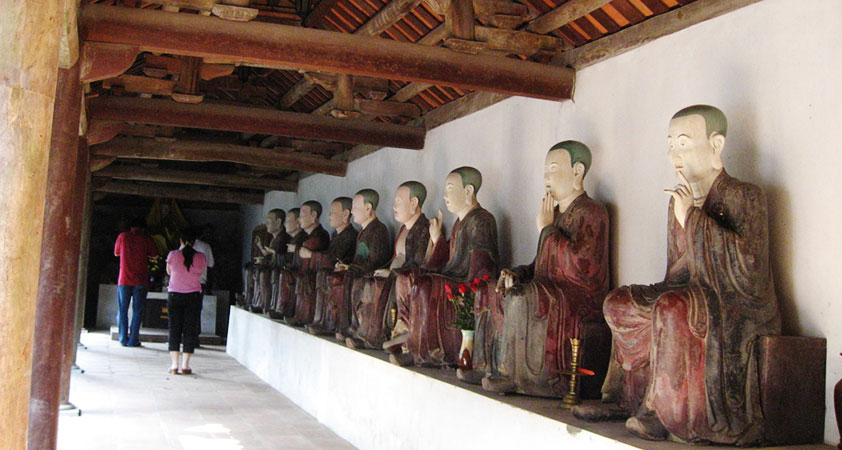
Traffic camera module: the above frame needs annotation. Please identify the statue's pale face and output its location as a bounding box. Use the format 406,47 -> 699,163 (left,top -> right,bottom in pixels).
668,114 -> 716,183
544,149 -> 577,203
298,205 -> 317,229
351,195 -> 369,225
328,201 -> 348,229
265,212 -> 282,234
443,173 -> 469,214
393,186 -> 415,224
284,211 -> 300,233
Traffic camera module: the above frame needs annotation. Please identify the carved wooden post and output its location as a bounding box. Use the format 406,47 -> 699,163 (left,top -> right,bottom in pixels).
447,0 -> 475,40
59,139 -> 90,409
0,2 -> 62,449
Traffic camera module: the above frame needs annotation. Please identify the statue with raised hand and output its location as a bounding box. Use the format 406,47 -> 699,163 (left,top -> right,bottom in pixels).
575,105 -> 779,446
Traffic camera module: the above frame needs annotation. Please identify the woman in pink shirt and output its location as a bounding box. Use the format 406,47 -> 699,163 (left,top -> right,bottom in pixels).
166,230 -> 207,374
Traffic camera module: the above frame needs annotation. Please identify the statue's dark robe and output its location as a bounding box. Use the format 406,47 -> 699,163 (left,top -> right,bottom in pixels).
479,194 -> 609,397
350,214 -> 430,348
312,218 -> 391,334
603,171 -> 779,444
406,206 -> 498,366
269,230 -> 307,316
243,225 -> 271,306
292,224 -> 357,325
254,230 -> 289,310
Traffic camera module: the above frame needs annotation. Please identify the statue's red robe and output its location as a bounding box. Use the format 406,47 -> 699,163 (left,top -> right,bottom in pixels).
603,171 -> 779,444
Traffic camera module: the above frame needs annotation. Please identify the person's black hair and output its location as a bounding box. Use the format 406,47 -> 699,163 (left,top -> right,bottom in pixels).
180,229 -> 198,271
129,217 -> 146,229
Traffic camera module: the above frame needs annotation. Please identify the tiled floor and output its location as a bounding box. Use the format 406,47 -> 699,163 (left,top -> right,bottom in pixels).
58,331 -> 356,450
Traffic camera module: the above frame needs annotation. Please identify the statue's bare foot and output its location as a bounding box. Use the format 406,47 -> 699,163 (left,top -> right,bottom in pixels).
389,352 -> 414,367
625,412 -> 668,441
335,332 -> 346,342
456,369 -> 484,385
307,324 -> 328,336
382,334 -> 408,353
571,404 -> 630,422
481,376 -> 516,395
345,337 -> 364,349
284,316 -> 299,326
267,310 -> 284,320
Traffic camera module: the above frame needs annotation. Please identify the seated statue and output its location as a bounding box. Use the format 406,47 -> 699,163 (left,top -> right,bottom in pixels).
576,105 -> 779,445
266,208 -> 306,318
242,223 -> 270,307
286,197 -> 357,326
250,209 -> 289,313
345,181 -> 430,350
390,167 -> 498,367
475,141 -> 610,397
306,189 -> 392,338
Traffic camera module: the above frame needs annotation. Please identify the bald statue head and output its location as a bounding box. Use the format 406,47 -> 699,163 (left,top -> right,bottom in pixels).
285,207 -> 302,235
668,105 -> 726,185
265,208 -> 285,235
545,141 -> 590,204
328,197 -> 352,230
444,166 -> 481,215
352,189 -> 379,226
299,201 -> 322,231
394,181 -> 426,224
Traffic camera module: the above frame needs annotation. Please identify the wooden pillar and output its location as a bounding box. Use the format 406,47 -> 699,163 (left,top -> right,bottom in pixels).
27,63 -> 83,450
59,139 -> 90,407
0,2 -> 63,449
69,168 -> 93,377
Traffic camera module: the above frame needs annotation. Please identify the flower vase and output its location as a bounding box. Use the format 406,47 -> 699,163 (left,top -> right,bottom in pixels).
835,352 -> 842,449
459,329 -> 474,371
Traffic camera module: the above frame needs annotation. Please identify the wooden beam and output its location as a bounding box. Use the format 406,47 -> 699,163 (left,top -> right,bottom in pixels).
447,0 -> 475,40
89,156 -> 117,172
354,99 -> 421,118
97,164 -> 298,191
354,0 -> 424,37
557,0 -> 763,69
79,42 -> 139,82
303,0 -> 342,27
80,4 -> 575,101
526,0 -> 611,35
88,96 -> 426,149
85,119 -> 125,146
95,179 -> 266,204
278,78 -> 314,109
474,26 -> 569,55
199,63 -> 235,80
304,72 -> 389,96
92,136 -> 350,176
102,75 -> 176,95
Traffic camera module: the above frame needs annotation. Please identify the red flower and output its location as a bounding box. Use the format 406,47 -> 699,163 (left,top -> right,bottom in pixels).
482,274 -> 491,281
473,278 -> 481,284
470,284 -> 478,292
457,284 -> 468,294
446,292 -> 455,301
445,284 -> 452,293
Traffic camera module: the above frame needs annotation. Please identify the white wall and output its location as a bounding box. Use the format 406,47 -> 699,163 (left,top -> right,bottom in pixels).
250,0 -> 842,442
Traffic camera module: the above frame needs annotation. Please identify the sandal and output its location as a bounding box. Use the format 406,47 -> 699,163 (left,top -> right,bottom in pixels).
168,368 -> 179,375
180,368 -> 192,375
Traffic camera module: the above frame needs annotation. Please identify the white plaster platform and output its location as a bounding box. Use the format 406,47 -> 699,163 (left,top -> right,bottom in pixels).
227,306 -> 834,450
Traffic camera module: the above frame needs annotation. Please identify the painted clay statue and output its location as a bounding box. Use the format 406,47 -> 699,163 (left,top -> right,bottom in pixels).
251,209 -> 289,313
475,141 -> 610,398
389,167 -> 498,367
306,189 -> 392,338
266,208 -> 306,318
242,223 -> 271,307
577,105 -> 779,446
286,197 -> 357,326
345,181 -> 430,349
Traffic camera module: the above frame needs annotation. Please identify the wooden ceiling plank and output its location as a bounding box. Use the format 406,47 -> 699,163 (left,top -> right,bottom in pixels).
97,164 -> 298,191
92,136 -> 351,176
89,96 -> 426,149
526,0 -> 613,34
95,179 -> 267,204
558,0 -> 763,69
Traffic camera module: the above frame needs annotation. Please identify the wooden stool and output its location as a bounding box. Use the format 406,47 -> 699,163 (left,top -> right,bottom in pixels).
758,335 -> 826,445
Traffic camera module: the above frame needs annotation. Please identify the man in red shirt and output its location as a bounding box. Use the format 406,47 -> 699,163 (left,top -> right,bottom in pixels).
114,217 -> 159,347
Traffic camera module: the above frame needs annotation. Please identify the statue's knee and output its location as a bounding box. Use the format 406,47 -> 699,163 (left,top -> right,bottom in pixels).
603,287 -> 632,319
653,292 -> 686,322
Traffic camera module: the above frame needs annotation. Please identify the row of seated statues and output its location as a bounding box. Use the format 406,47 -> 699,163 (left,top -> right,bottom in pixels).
240,105 -> 782,446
